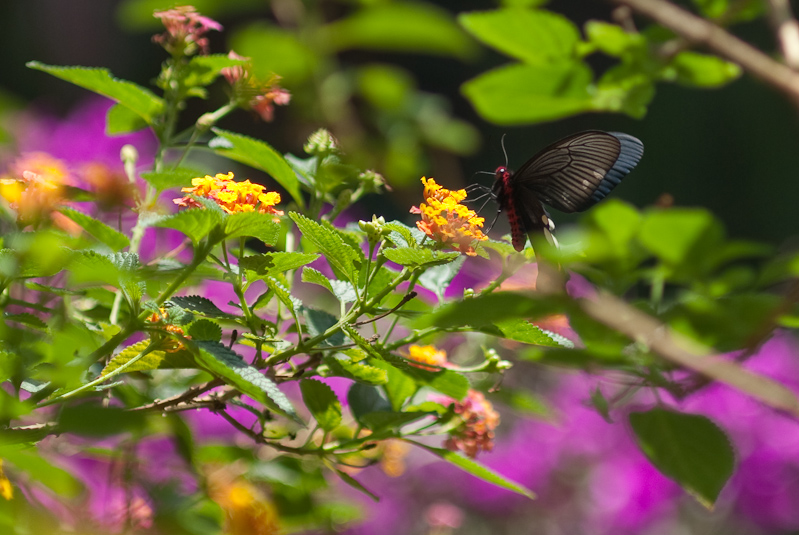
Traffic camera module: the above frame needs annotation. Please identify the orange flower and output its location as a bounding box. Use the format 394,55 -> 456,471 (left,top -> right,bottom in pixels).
443,390 -> 500,458
173,172 -> 284,216
208,468 -> 280,535
410,177 -> 487,256
407,344 -> 448,371
380,439 -> 411,478
0,152 -> 80,232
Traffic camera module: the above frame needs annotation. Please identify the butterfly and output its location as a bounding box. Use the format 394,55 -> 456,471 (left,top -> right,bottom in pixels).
479,131 -> 644,251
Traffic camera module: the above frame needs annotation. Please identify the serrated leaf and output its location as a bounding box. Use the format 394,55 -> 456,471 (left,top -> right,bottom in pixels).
3,312 -> 48,330
290,212 -> 360,284
59,207 -> 130,251
242,252 -> 319,281
324,354 -> 388,385
416,291 -> 563,329
303,307 -> 345,347
194,340 -> 301,424
494,318 -> 566,346
187,319 -> 223,342
170,296 -> 229,318
141,168 -> 203,192
302,267 -> 337,294
68,250 -> 122,287
150,207 -> 225,243
630,409 -> 735,508
382,247 -> 460,268
101,340 -> 194,374
267,276 -> 302,314
225,212 -> 282,244
300,379 -> 342,431
210,128 -> 304,208
412,442 -> 536,499
27,62 -> 164,124
384,221 -> 418,248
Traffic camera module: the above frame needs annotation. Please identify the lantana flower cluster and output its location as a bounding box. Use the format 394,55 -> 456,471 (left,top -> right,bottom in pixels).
444,390 -> 500,458
152,5 -> 222,56
410,177 -> 487,256
173,172 -> 284,215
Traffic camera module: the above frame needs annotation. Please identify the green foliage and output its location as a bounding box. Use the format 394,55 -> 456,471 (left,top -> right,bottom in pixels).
6,3 -> 799,532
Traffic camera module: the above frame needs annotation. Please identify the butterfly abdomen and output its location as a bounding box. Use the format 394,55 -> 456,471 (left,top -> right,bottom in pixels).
493,166 -> 527,251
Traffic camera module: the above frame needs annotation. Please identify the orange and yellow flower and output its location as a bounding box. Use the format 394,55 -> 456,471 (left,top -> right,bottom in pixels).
208,468 -> 280,535
410,177 -> 487,256
407,344 -> 448,371
0,152 -> 80,232
443,389 -> 500,458
173,172 -> 284,216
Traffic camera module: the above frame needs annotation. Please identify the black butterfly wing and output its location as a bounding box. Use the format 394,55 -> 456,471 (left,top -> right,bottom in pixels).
512,131 -> 644,213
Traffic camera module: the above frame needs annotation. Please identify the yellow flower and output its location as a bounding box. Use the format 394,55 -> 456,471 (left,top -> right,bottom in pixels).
410,177 -> 487,256
407,344 -> 448,371
0,460 -> 12,500
174,172 -> 284,216
208,468 -> 280,535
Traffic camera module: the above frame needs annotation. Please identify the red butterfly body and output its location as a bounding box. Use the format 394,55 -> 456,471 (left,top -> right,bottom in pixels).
490,131 -> 644,251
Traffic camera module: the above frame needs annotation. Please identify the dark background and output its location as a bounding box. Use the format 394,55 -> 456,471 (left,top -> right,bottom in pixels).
2,0 -> 798,246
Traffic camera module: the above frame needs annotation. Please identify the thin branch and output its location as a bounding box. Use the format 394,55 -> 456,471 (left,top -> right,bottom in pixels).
768,0 -> 799,70
578,290 -> 799,419
131,378 -> 223,412
610,0 -> 799,105
352,291 -> 418,326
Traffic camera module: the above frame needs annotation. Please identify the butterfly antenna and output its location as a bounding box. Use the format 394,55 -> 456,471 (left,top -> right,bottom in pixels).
500,133 -> 509,168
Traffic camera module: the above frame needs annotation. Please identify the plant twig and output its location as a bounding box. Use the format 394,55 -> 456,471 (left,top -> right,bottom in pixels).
610,0 -> 799,105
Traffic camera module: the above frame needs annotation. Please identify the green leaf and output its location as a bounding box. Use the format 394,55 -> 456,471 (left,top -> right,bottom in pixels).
290,213 -> 361,285
188,319 -> 223,342
638,209 -> 724,272
303,307 -> 345,346
372,360 -> 416,411
141,168 -> 203,193
459,9 -> 580,64
4,313 -> 47,331
333,469 -> 379,502
494,318 -> 568,346
324,353 -> 388,385
629,409 -> 735,508
27,62 -> 164,124
382,247 -> 460,268
347,383 -> 391,423
224,212 -> 282,244
418,256 -> 465,302
194,340 -> 301,424
359,411 -> 432,431
322,3 -> 476,60
106,103 -> 148,134
0,446 -> 82,497
412,442 -> 536,499
149,206 -> 225,244
416,291 -> 563,329
668,51 -> 742,88
68,250 -> 123,287
210,129 -> 304,208
267,276 -> 302,315
462,62 -> 594,125
170,296 -> 229,318
242,252 -> 319,280
58,404 -> 147,436
299,379 -> 342,432
584,20 -> 643,56
185,54 -> 247,87
301,267 -> 356,303
102,340 -> 194,374
59,208 -> 130,251
384,221 -> 418,248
